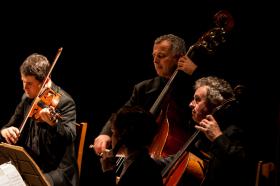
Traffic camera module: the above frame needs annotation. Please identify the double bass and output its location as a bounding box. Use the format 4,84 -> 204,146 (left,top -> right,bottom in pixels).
149,10 -> 235,160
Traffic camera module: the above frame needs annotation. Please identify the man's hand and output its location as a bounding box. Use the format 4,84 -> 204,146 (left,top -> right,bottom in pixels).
92,134 -> 112,155
0,127 -> 20,144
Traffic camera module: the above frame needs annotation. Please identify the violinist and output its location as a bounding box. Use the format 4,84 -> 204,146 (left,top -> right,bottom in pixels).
160,76 -> 253,186
100,106 -> 163,186
0,53 -> 79,186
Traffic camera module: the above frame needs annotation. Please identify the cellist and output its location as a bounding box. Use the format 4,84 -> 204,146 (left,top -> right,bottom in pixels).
160,76 -> 253,186
0,52 -> 79,186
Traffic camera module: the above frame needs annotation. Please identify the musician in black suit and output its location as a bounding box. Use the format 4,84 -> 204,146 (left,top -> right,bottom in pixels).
0,53 -> 79,186
99,106 -> 163,186
160,76 -> 254,186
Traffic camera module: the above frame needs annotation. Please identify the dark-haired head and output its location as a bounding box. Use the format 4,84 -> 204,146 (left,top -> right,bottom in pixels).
111,106 -> 158,151
20,53 -> 50,82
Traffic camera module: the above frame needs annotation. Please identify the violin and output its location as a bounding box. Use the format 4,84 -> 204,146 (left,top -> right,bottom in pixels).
29,87 -> 61,122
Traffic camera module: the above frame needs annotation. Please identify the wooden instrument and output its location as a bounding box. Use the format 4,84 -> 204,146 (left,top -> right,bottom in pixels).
162,97 -> 237,185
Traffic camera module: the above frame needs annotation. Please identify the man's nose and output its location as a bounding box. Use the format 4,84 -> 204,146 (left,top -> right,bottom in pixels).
189,100 -> 194,108
153,56 -> 160,64
23,84 -> 29,90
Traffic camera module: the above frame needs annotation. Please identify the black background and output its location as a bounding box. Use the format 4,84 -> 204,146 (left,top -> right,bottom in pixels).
0,1 -> 279,185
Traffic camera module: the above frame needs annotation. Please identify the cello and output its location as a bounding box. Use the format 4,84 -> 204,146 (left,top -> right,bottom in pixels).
149,9 -> 235,160
161,97 -> 237,186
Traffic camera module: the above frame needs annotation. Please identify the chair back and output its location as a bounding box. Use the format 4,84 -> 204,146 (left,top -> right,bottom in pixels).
75,122 -> 88,176
255,160 -> 276,186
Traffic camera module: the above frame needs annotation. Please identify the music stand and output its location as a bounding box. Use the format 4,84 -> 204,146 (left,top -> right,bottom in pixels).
0,142 -> 50,186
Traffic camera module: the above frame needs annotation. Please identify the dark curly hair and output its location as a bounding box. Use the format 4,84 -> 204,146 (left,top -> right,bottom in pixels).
20,53 -> 50,82
111,106 -> 158,150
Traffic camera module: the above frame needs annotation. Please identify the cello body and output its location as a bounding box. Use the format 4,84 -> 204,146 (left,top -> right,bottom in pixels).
163,152 -> 205,186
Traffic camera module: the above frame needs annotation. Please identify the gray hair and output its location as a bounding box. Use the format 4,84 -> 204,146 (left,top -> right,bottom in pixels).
154,34 -> 186,57
194,76 -> 234,109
